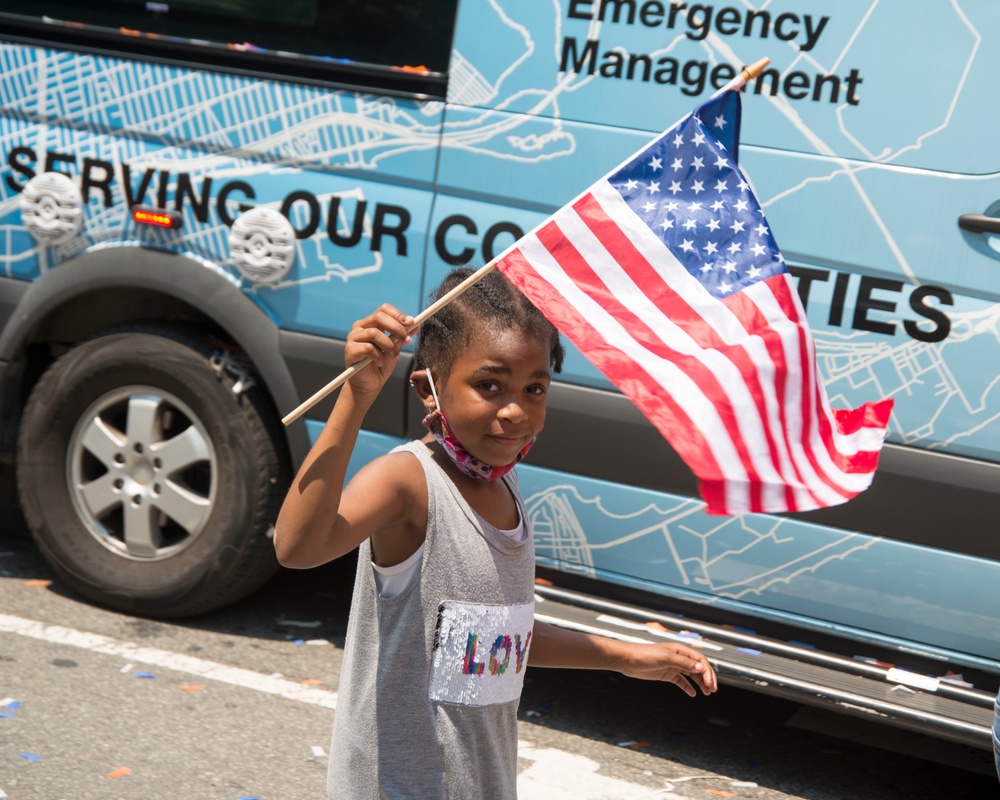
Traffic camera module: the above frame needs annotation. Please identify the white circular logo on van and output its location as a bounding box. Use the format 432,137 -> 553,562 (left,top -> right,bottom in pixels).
20,172 -> 84,245
228,207 -> 296,284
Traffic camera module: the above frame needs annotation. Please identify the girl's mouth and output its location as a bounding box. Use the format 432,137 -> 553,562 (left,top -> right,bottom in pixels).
489,433 -> 528,447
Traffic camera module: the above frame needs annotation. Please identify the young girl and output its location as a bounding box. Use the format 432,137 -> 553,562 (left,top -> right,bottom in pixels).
275,268 -> 717,799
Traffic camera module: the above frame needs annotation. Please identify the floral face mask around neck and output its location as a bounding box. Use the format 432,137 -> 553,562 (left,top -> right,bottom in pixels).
420,368 -> 538,481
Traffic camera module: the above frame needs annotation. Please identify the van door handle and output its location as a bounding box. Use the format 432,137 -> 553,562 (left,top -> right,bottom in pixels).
958,214 -> 1000,234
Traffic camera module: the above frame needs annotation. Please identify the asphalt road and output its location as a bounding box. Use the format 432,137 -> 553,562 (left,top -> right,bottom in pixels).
1,522 -> 997,800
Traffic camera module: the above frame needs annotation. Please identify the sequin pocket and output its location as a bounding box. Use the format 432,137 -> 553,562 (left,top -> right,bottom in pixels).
429,600 -> 534,707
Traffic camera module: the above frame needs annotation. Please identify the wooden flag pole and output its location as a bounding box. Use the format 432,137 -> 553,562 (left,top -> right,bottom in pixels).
721,57 -> 771,93
281,261 -> 498,425
741,57 -> 771,84
281,57 -> 772,427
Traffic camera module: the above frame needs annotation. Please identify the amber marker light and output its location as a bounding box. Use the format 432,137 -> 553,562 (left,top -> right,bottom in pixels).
131,206 -> 182,229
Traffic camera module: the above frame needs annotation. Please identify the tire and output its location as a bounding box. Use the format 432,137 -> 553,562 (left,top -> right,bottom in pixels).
16,324 -> 289,617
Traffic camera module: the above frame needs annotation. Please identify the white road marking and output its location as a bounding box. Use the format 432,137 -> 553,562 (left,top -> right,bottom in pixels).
1,613 -> 680,797
517,741 -> 682,799
0,613 -> 338,708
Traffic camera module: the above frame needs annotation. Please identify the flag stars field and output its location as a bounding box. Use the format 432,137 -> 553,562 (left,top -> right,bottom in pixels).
611,117 -> 785,301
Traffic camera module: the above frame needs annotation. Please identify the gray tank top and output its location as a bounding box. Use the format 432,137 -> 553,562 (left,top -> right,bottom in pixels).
327,440 -> 536,799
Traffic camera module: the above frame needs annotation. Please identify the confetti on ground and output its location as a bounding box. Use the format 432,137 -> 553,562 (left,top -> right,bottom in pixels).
678,631 -> 703,640
534,577 -> 554,586
300,678 -> 323,685
0,698 -> 17,708
736,648 -> 762,656
24,579 -> 51,587
731,782 -> 758,788
179,685 -> 205,692
645,621 -> 669,632
134,671 -> 156,679
107,766 -> 132,779
120,664 -> 133,673
304,639 -> 330,646
706,790 -> 733,798
289,638 -> 305,646
0,786 -> 8,797
19,752 -> 43,762
277,618 -> 322,628
310,745 -> 325,757
525,710 -> 542,717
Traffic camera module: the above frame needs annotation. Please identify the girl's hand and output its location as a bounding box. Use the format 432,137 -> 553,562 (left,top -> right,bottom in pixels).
345,304 -> 416,397
614,642 -> 718,697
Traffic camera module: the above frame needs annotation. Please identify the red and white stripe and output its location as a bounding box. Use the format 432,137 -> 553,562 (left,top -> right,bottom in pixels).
497,180 -> 892,515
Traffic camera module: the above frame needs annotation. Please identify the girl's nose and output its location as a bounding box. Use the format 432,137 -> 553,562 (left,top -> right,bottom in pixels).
498,399 -> 528,423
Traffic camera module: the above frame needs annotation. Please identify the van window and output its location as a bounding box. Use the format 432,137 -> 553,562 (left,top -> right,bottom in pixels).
0,0 -> 460,76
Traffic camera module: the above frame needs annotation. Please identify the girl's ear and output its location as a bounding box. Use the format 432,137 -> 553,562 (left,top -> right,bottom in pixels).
409,369 -> 435,410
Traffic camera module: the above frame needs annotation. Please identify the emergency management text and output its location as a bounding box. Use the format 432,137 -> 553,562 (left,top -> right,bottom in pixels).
563,1 -> 863,103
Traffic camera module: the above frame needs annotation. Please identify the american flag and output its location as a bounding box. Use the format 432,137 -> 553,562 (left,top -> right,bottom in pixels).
496,88 -> 893,516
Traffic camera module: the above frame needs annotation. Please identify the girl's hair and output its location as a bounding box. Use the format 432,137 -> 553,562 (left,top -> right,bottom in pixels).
414,268 -> 564,378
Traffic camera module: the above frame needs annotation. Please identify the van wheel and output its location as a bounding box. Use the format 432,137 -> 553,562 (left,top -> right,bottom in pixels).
16,325 -> 288,617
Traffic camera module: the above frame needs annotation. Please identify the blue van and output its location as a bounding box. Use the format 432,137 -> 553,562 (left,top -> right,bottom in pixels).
0,0 -> 997,746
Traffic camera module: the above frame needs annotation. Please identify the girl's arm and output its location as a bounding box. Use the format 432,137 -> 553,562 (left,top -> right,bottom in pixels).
528,620 -> 718,697
274,304 -> 416,569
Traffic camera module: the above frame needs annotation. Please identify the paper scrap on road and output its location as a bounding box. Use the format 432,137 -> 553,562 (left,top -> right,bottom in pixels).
107,766 -> 132,779
276,617 -> 322,627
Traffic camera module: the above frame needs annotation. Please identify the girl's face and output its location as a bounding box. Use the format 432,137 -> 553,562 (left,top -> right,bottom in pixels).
433,323 -> 551,470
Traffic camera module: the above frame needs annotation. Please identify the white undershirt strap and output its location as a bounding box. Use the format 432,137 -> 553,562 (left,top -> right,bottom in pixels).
373,516 -> 525,599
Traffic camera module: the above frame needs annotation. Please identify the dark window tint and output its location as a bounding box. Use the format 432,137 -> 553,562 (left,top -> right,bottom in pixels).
0,0 -> 459,79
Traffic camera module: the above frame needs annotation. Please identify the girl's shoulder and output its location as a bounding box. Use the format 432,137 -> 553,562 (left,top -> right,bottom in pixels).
347,446 -> 429,567
362,445 -> 426,489
344,445 -> 428,520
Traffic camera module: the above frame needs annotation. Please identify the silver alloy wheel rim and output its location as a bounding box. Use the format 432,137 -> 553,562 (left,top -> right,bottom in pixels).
67,386 -> 217,561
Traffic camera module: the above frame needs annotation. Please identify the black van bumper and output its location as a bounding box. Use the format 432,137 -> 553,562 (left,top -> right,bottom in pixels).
534,580 -> 996,750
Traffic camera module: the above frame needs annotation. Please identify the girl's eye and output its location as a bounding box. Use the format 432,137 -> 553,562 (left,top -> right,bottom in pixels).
526,384 -> 548,396
478,381 -> 501,392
